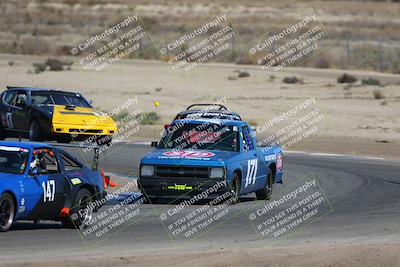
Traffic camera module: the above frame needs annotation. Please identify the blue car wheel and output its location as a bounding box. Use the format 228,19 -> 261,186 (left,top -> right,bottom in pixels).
0,193 -> 15,232
62,189 -> 93,229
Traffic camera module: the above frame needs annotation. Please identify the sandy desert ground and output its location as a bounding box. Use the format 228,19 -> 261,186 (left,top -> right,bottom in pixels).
3,242 -> 400,267
0,54 -> 399,159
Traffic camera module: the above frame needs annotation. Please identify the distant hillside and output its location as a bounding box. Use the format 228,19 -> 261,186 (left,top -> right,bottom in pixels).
1,0 -> 399,72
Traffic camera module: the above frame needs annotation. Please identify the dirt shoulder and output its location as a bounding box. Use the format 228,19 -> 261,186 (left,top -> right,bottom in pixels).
284,135 -> 400,161
4,243 -> 399,267
0,55 -> 399,160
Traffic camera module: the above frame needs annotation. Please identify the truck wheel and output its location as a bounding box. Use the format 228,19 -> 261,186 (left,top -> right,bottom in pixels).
256,168 -> 274,200
62,189 -> 93,229
0,193 -> 15,232
29,120 -> 43,141
230,173 -> 240,203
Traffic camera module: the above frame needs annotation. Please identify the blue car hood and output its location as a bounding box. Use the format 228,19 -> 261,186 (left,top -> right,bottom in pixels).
141,149 -> 238,167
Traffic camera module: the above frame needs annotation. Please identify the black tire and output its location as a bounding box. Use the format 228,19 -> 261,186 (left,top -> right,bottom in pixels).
256,168 -> 274,200
29,120 -> 43,141
230,173 -> 240,203
56,136 -> 71,144
0,124 -> 6,141
62,189 -> 93,229
0,193 -> 16,232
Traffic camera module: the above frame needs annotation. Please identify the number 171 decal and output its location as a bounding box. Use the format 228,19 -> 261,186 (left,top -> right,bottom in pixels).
245,159 -> 258,187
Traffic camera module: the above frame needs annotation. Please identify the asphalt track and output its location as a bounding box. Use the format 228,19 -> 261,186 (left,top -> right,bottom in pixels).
0,143 -> 399,264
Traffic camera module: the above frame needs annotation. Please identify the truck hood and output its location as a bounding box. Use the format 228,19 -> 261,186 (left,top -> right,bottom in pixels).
141,149 -> 239,167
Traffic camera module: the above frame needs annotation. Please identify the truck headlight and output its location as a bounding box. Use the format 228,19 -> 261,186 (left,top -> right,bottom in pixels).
141,165 -> 155,176
210,168 -> 225,179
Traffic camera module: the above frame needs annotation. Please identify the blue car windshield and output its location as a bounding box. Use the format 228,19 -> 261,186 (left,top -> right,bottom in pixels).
159,123 -> 239,152
0,149 -> 29,174
31,91 -> 91,108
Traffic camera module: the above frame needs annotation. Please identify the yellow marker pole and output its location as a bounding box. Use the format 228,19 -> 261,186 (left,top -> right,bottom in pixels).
153,101 -> 159,139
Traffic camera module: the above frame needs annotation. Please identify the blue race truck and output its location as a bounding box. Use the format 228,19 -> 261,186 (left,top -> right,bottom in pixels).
139,118 -> 283,203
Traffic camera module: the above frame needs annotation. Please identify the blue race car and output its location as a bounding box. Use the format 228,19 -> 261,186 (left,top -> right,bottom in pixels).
0,141 -> 107,232
139,118 -> 283,203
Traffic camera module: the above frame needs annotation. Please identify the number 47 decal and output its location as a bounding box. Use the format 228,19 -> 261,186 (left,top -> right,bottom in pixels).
245,159 -> 258,187
42,180 -> 55,202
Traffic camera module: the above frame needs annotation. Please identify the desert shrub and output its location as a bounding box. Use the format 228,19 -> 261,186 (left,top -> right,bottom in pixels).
63,0 -> 80,5
139,45 -> 160,60
282,76 -> 303,84
111,111 -> 130,122
229,49 -> 238,61
373,90 -> 385,99
238,71 -> 250,78
351,44 -> 382,71
337,73 -> 357,83
32,62 -> 46,74
235,53 -> 255,65
313,54 -> 331,69
160,54 -> 175,62
139,17 -> 159,31
362,77 -> 380,86
45,58 -> 64,71
140,112 -> 159,125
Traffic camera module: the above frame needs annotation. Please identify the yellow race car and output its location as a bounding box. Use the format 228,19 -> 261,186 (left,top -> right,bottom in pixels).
0,86 -> 117,144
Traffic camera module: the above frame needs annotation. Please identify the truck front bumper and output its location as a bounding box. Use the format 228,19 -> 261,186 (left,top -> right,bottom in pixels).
138,177 -> 229,200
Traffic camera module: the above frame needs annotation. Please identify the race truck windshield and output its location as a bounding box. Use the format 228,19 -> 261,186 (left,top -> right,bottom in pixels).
31,91 -> 91,108
158,123 -> 239,152
0,148 -> 29,175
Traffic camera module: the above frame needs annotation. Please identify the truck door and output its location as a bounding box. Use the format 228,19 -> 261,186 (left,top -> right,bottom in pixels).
240,125 -> 262,193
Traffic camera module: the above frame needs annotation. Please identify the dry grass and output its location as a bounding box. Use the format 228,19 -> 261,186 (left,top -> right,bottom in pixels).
0,0 -> 400,72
